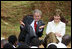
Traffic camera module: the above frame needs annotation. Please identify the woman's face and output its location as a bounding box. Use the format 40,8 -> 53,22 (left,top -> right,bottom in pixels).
54,15 -> 60,23
33,12 -> 41,21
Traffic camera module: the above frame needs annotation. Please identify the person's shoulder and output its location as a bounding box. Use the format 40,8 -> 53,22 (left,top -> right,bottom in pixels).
60,21 -> 66,25
47,20 -> 53,25
23,15 -> 33,21
23,15 -> 34,24
25,15 -> 33,18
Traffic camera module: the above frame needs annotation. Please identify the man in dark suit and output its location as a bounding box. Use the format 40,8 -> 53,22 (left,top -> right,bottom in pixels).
18,9 -> 45,45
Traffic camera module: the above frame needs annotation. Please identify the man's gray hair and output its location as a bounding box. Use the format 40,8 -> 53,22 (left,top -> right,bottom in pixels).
33,9 -> 42,15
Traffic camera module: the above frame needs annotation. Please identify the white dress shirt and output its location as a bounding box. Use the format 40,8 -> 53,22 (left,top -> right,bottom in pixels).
30,20 -> 42,33
46,20 -> 66,42
30,20 -> 38,33
57,42 -> 67,48
30,20 -> 35,33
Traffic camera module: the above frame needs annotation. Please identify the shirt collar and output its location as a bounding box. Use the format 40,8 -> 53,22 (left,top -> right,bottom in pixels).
34,20 -> 38,24
52,20 -> 62,25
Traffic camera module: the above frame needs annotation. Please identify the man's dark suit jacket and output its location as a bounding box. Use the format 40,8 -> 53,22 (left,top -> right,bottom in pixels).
18,15 -> 45,42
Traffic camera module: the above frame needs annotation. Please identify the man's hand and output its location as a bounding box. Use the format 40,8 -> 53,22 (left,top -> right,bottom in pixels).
20,21 -> 25,26
39,25 -> 45,29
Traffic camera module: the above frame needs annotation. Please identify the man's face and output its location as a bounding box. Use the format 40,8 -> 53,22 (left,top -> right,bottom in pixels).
33,12 -> 41,21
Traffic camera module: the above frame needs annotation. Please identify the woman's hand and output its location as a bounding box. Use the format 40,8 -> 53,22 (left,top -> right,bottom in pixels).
55,32 -> 62,37
20,21 -> 25,26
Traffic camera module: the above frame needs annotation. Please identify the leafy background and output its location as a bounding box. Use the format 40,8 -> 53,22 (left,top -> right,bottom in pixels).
1,1 -> 71,40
